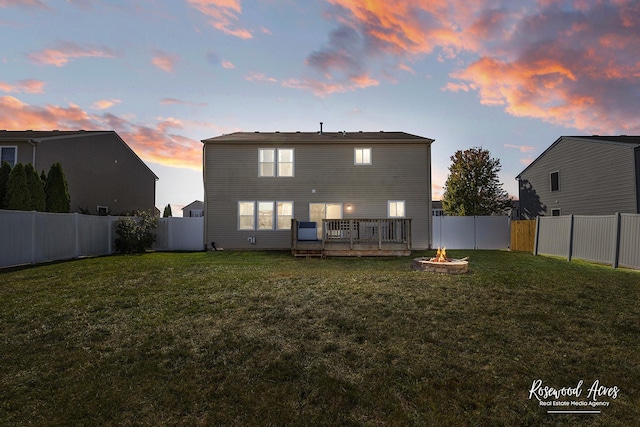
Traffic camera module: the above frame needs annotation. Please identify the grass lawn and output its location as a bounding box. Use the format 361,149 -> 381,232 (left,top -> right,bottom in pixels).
1,250 -> 639,426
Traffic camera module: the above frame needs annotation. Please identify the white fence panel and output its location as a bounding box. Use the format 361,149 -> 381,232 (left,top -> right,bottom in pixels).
432,216 -> 510,249
572,215 -> 616,264
535,213 -> 640,269
475,216 -> 511,249
1,210 -> 205,268
0,210 -> 35,267
619,214 -> 640,269
35,212 -> 76,264
536,216 -> 571,257
154,217 -> 205,251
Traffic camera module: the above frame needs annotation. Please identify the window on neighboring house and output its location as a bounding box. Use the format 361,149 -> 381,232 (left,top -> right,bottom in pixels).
277,201 -> 293,230
551,208 -> 561,216
238,201 -> 255,230
190,210 -> 204,217
388,200 -> 405,218
97,206 -> 109,216
354,147 -> 371,165
259,148 -> 294,177
258,201 -> 274,230
1,146 -> 17,167
550,171 -> 560,192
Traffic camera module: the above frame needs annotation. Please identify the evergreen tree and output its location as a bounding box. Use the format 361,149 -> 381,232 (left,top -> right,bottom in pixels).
5,163 -> 31,210
0,161 -> 11,209
45,162 -> 70,213
25,163 -> 46,211
442,147 -> 512,216
163,204 -> 172,217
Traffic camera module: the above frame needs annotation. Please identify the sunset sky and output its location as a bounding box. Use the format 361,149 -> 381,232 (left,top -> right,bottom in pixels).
2,0 -> 639,214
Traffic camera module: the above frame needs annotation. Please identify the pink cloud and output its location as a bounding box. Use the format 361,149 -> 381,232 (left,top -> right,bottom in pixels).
186,0 -> 252,39
504,144 -> 535,153
92,99 -> 121,110
160,98 -> 207,107
0,79 -> 45,94
245,72 -> 278,83
221,60 -> 235,69
307,1 -> 640,134
28,41 -> 116,67
151,50 -> 179,73
282,73 -> 379,97
0,0 -> 48,8
0,95 -> 202,170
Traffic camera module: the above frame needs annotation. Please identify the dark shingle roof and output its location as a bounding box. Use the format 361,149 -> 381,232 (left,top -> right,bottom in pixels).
202,131 -> 434,144
516,135 -> 640,179
0,130 -> 106,140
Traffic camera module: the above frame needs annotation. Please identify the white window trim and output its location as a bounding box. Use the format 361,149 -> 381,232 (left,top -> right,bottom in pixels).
259,148 -> 294,177
388,200 -> 406,218
354,147 -> 372,165
1,146 -> 18,167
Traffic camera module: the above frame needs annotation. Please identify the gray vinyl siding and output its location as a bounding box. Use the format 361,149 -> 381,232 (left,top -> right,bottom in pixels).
204,134 -> 432,250
36,133 -> 157,214
519,137 -> 638,217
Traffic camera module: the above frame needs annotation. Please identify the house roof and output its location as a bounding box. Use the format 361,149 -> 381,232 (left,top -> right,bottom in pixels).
515,135 -> 640,179
182,200 -> 204,211
202,131 -> 434,144
0,130 -> 158,180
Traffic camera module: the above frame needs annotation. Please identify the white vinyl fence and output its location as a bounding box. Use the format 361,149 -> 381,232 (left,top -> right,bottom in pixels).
432,216 -> 511,249
0,210 -> 204,268
534,213 -> 640,269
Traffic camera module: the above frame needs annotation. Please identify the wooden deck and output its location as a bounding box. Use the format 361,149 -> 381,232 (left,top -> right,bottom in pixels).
291,218 -> 412,257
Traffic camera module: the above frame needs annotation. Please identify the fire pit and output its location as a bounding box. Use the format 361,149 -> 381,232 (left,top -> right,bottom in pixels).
413,247 -> 469,274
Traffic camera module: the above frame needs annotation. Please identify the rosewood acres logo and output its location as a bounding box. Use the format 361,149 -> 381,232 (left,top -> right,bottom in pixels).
528,379 -> 620,414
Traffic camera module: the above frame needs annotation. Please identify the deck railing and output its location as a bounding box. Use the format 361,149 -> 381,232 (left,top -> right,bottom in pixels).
322,218 -> 411,248
291,218 -> 411,253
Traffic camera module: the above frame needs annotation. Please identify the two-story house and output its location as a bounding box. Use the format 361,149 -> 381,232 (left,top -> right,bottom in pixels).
202,130 -> 434,254
0,130 -> 158,214
516,135 -> 640,218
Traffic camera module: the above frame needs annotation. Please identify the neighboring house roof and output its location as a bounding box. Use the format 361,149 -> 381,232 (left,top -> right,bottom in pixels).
0,130 -> 158,180
182,200 -> 204,211
516,135 -> 640,179
202,131 -> 434,144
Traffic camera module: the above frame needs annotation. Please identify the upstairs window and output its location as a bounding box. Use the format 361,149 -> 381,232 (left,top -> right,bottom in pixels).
278,149 -> 294,177
388,200 -> 405,218
259,149 -> 275,177
1,146 -> 17,167
354,147 -> 372,165
259,148 -> 294,177
550,171 -> 560,192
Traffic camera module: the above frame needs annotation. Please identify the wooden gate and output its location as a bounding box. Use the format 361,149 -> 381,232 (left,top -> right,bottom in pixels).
511,220 -> 536,252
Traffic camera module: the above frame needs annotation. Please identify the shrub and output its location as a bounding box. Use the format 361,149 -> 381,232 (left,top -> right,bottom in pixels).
114,211 -> 158,253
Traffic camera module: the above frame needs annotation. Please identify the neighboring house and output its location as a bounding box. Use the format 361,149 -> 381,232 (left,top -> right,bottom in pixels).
202,130 -> 434,252
0,130 -> 158,214
182,200 -> 204,217
516,135 -> 640,218
432,200 -> 445,216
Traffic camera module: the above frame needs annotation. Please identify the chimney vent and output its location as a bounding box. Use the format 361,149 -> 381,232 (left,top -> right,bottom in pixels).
319,122 -> 323,135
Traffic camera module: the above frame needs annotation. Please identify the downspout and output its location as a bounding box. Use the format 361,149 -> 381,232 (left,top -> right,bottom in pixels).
28,139 -> 36,168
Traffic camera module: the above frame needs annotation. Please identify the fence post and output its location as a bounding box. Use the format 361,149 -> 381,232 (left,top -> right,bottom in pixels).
108,216 -> 113,254
612,212 -> 621,268
567,214 -> 574,262
533,216 -> 540,255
